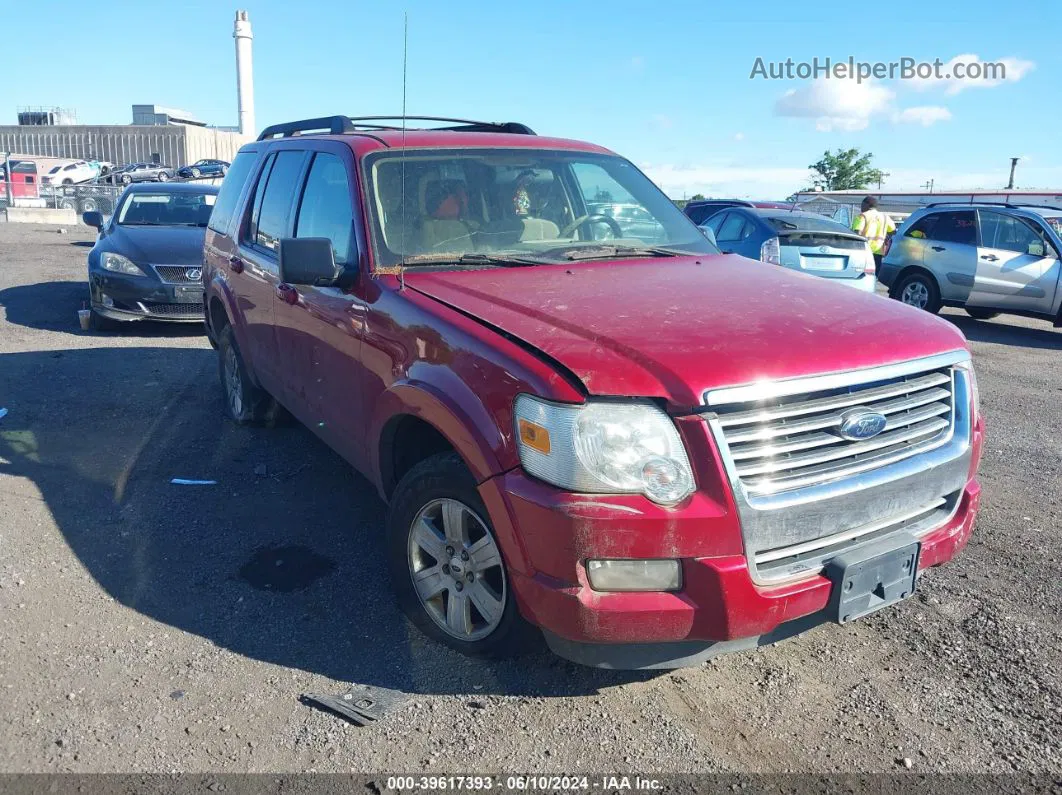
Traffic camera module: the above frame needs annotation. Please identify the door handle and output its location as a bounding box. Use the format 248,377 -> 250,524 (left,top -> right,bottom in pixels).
275,282 -> 299,305
980,254 -> 999,261
931,246 -> 946,252
228,255 -> 244,274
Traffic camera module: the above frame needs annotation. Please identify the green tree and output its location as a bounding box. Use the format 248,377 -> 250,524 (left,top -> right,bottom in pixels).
808,148 -> 884,191
690,193 -> 706,201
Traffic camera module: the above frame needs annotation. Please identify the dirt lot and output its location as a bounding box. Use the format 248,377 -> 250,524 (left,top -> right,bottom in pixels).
0,223 -> 1060,776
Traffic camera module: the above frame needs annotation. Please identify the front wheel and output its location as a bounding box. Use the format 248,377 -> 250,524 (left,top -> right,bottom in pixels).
157,171 -> 169,182
965,307 -> 999,321
217,325 -> 277,424
89,309 -> 119,331
387,452 -> 535,658
893,271 -> 942,314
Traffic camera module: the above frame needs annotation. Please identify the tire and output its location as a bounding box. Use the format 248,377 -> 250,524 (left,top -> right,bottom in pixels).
217,324 -> 277,424
220,166 -> 228,176
965,308 -> 1000,321
89,309 -> 119,331
387,452 -> 535,658
893,270 -> 942,314
120,174 -> 131,185
79,197 -> 98,213
62,178 -> 73,185
190,168 -> 201,178
157,171 -> 169,182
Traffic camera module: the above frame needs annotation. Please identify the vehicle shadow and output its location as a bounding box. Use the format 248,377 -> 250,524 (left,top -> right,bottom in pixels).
0,345 -> 651,699
943,312 -> 1062,350
0,280 -> 205,338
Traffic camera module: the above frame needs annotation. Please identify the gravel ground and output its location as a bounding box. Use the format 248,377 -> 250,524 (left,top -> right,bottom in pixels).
0,222 -> 1060,775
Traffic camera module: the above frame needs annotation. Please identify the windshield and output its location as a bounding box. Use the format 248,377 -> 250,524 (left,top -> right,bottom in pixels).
363,148 -> 717,267
117,192 -> 216,226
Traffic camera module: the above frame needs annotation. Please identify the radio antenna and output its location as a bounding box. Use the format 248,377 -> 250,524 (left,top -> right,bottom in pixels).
398,11 -> 408,290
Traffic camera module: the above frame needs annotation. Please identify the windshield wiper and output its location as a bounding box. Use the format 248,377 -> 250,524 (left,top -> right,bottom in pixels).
542,245 -> 688,261
397,252 -> 545,268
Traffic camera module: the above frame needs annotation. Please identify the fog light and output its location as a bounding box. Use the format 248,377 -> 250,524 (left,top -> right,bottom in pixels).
586,559 -> 681,592
101,294 -> 114,308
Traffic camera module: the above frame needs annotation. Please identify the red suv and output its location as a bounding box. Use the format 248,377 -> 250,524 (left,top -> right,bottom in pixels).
203,116 -> 984,669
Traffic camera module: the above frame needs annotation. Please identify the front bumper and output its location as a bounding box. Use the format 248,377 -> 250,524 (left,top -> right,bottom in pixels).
89,268 -> 205,323
479,402 -> 983,669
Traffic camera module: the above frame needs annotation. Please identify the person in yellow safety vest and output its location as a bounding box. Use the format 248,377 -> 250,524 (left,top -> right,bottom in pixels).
851,195 -> 897,272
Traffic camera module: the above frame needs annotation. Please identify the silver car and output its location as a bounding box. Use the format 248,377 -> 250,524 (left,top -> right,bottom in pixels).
880,203 -> 1062,323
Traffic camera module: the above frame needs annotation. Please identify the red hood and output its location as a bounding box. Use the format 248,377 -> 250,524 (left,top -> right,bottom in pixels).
405,255 -> 968,407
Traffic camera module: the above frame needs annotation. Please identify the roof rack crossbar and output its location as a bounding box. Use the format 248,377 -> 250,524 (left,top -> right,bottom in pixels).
346,116 -> 535,134
257,116 -> 358,141
925,200 -> 1062,211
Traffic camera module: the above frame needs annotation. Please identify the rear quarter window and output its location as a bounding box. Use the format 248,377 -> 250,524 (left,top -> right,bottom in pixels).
207,150 -> 258,234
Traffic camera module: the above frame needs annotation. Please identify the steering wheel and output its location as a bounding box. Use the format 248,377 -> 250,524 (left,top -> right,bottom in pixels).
561,214 -> 624,239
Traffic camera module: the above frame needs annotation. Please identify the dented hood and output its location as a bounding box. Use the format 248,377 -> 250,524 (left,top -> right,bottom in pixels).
405,255 -> 968,406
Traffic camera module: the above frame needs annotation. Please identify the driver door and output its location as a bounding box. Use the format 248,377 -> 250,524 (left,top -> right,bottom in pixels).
971,210 -> 1061,313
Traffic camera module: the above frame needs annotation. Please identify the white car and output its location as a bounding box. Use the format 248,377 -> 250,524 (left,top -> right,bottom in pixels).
41,160 -> 99,186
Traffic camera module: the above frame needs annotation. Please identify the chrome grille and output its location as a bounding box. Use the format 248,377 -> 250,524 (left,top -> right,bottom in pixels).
712,366 -> 955,497
153,265 -> 203,284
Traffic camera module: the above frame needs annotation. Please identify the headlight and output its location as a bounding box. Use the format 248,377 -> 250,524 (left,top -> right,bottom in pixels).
514,395 -> 695,505
955,359 -> 979,417
100,252 -> 146,277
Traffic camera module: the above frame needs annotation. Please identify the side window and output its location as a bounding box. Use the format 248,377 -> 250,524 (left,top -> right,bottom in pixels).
980,211 -> 1047,255
254,151 -> 307,253
208,150 -> 258,233
294,153 -> 354,266
925,211 -> 977,245
705,211 -> 729,236
905,214 -> 937,240
717,212 -> 747,243
242,154 -> 275,246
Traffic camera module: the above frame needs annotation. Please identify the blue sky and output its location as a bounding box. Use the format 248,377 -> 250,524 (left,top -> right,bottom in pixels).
5,0 -> 1059,197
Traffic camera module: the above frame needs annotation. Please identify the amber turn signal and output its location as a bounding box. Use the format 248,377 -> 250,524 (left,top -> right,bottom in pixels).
518,418 -> 551,455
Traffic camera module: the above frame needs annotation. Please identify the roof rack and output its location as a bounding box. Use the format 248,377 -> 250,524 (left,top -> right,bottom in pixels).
925,200 -> 1062,211
257,115 -> 535,142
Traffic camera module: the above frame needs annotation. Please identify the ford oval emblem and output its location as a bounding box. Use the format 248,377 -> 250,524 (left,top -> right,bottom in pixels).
186,268 -> 202,282
838,408 -> 887,441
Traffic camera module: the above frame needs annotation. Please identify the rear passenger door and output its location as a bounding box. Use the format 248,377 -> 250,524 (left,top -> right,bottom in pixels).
971,210 -> 1061,313
918,210 -> 978,303
715,211 -> 758,258
273,146 -> 369,465
235,148 -> 311,395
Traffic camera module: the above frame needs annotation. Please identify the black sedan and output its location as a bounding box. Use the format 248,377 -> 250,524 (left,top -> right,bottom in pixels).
177,159 -> 229,179
82,182 -> 219,330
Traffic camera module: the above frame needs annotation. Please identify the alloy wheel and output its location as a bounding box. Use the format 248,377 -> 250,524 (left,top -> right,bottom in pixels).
901,281 -> 930,309
224,346 -> 244,417
407,498 -> 506,641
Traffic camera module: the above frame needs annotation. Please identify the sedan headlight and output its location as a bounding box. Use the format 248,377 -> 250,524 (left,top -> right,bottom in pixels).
100,252 -> 146,277
514,395 -> 695,506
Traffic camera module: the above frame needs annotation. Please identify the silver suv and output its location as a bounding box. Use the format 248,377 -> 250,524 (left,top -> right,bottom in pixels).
879,203 -> 1062,324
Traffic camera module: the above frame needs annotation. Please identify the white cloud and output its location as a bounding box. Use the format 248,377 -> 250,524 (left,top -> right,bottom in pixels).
774,78 -> 895,132
909,54 -> 1034,95
891,106 -> 952,126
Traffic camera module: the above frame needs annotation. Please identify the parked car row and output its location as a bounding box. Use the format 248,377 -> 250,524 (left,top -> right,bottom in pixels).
80,114 -> 984,671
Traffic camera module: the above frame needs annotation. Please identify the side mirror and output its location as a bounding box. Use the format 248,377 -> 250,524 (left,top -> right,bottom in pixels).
278,237 -> 342,287
1028,241 -> 1046,257
82,210 -> 104,229
700,225 -> 718,247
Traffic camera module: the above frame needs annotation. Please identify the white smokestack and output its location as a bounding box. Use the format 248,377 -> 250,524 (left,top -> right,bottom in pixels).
234,10 -> 255,136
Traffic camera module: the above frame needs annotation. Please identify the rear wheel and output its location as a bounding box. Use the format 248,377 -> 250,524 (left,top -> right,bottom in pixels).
217,325 -> 277,424
893,271 -> 941,314
190,168 -> 201,178
965,307 -> 999,321
387,452 -> 535,658
157,171 -> 169,182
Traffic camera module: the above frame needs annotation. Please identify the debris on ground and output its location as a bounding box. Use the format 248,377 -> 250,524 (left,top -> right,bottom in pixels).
0,408 -> 7,421
301,684 -> 410,727
170,478 -> 217,485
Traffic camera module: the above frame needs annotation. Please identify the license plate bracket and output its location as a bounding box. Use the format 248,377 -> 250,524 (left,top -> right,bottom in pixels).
174,286 -> 204,304
825,535 -> 920,624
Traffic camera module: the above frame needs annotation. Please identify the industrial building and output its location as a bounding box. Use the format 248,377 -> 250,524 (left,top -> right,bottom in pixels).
0,11 -> 256,169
